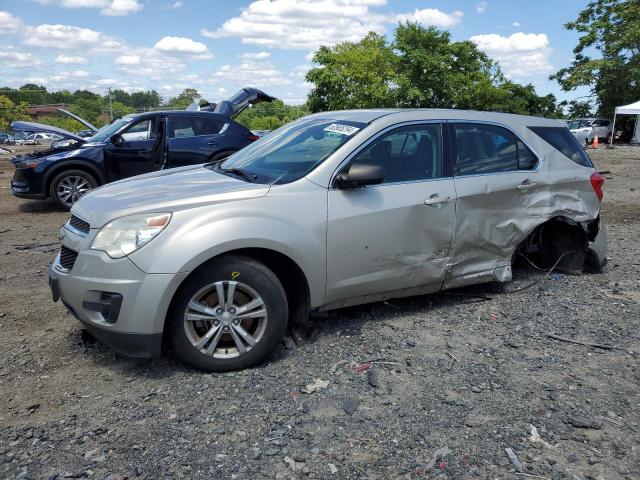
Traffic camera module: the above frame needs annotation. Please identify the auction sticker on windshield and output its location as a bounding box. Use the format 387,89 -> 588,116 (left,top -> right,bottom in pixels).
324,124 -> 360,136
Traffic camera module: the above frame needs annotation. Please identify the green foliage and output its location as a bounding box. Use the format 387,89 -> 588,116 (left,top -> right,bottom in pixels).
164,88 -> 202,109
306,33 -> 397,111
235,99 -> 309,130
550,0 -> 640,117
0,95 -> 30,131
306,23 -> 563,117
559,100 -> 594,118
35,115 -> 85,133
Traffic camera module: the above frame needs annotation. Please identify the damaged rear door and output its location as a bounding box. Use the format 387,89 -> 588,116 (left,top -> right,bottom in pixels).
325,122 -> 455,305
444,122 -> 542,288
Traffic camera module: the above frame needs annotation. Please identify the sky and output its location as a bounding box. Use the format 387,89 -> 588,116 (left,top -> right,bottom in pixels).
0,0 -> 592,105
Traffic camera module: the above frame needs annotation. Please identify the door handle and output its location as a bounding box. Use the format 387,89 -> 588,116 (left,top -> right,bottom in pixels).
517,180 -> 537,191
424,194 -> 451,206
207,141 -> 219,146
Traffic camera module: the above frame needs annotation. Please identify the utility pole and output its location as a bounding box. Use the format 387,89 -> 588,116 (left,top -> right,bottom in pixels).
108,87 -> 113,120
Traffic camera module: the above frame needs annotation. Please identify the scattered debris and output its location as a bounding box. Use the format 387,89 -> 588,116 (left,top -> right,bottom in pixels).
565,416 -> 602,429
547,334 -> 613,350
367,369 -> 379,387
529,424 -> 555,449
284,456 -> 304,472
328,463 -> 338,474
445,351 -> 459,362
426,446 -> 451,469
303,378 -> 329,394
342,398 -> 360,416
505,447 -> 523,473
352,362 -> 372,374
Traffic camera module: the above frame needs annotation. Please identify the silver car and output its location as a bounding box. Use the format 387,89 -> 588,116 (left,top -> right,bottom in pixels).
49,109 -> 607,371
568,118 -> 612,145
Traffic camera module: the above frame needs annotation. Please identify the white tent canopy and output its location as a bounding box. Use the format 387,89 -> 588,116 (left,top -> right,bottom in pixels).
611,99 -> 640,144
615,100 -> 640,114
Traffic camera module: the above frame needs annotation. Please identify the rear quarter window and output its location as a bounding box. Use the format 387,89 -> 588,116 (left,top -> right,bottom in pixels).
528,126 -> 593,167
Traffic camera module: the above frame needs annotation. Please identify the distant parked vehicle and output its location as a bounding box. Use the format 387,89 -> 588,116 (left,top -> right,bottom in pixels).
568,118 -> 612,146
23,133 -> 56,145
13,132 -> 31,145
11,88 -> 275,209
0,132 -> 15,144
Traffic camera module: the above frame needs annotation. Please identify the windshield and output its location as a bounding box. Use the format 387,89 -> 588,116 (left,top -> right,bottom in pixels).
211,117 -> 367,184
567,120 -> 591,129
86,117 -> 133,142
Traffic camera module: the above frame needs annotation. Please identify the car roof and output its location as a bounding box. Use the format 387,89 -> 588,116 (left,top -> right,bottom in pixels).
307,108 -> 565,127
123,110 -> 224,120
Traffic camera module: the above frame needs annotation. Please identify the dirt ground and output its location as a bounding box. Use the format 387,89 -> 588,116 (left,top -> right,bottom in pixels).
0,144 -> 639,480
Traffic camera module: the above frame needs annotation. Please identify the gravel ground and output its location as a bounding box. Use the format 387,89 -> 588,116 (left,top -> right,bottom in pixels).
1,145 -> 639,480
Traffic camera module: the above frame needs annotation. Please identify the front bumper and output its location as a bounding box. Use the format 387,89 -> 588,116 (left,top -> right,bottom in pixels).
49,232 -> 188,358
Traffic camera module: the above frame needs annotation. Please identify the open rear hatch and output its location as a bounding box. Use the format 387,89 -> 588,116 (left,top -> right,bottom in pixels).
213,88 -> 276,117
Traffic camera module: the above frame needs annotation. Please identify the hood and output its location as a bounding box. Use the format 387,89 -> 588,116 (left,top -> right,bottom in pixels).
72,165 -> 270,227
56,108 -> 98,133
10,120 -> 85,142
214,87 -> 276,117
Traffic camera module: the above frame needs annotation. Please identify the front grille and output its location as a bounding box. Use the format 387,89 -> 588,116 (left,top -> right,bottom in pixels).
68,215 -> 90,235
59,246 -> 79,271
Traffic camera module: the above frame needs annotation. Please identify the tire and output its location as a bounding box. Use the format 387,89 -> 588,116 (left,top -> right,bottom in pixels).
168,255 -> 288,372
49,169 -> 98,210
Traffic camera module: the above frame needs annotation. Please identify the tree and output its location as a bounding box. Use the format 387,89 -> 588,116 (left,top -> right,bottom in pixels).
559,99 -> 593,118
550,0 -> 640,117
306,32 -> 397,111
305,23 -> 561,117
164,88 -> 202,109
131,90 -> 161,110
0,95 -> 30,131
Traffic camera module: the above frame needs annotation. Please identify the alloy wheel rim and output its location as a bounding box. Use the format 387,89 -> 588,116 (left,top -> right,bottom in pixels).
57,176 -> 91,207
184,281 -> 268,359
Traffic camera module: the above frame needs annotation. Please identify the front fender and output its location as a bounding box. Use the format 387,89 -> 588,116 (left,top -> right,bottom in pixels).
127,187 -> 328,307
43,159 -> 106,191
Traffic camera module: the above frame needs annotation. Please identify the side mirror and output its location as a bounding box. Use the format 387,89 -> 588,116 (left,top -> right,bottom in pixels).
110,133 -> 122,144
335,162 -> 384,189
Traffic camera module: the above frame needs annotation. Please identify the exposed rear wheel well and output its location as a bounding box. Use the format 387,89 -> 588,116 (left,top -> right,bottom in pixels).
514,216 -> 599,273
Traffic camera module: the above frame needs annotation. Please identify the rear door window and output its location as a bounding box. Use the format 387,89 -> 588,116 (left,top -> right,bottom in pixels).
453,124 -> 518,175
170,116 -> 225,138
528,126 -> 593,167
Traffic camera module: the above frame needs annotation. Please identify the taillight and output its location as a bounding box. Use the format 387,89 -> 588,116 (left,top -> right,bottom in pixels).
590,172 -> 605,202
247,134 -> 260,142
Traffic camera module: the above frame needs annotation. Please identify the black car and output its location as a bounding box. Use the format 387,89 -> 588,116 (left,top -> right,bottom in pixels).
10,88 -> 274,209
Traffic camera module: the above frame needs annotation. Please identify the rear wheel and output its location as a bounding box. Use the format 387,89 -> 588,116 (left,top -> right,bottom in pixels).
169,255 -> 288,372
49,169 -> 98,210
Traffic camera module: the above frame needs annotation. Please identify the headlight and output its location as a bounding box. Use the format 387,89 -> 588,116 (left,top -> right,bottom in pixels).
91,213 -> 171,258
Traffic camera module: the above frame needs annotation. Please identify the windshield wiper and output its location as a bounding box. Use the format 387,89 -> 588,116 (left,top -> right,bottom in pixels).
220,167 -> 257,183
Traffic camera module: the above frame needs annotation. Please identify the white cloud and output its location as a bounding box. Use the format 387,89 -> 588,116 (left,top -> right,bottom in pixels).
33,0 -> 143,16
470,32 -> 553,77
0,50 -> 41,68
212,60 -> 292,88
0,11 -> 23,35
153,36 -> 213,59
114,54 -> 141,65
242,51 -> 271,60
171,0 -> 183,7
22,24 -> 124,52
393,8 -> 464,27
476,2 -> 487,13
202,0 -> 388,50
512,21 -> 521,27
55,54 -> 88,64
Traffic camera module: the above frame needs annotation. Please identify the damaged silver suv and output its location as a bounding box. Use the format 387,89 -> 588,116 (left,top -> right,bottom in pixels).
49,109 -> 607,371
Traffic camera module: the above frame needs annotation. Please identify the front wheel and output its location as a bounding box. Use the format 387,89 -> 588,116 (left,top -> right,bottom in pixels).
169,255 -> 288,372
49,169 -> 98,210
